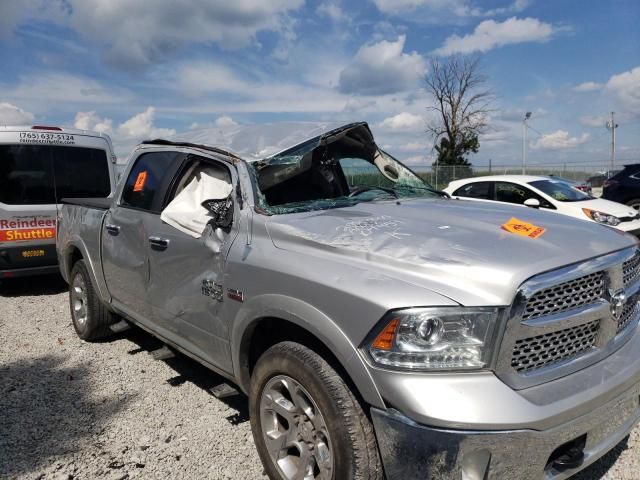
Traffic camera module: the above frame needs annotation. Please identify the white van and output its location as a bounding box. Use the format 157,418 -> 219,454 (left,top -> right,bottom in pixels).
0,125 -> 117,278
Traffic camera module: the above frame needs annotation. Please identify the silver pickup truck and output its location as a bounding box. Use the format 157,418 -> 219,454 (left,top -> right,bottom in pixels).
57,122 -> 640,480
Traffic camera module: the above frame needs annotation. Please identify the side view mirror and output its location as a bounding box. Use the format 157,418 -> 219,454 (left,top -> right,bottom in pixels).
201,196 -> 233,230
524,198 -> 540,209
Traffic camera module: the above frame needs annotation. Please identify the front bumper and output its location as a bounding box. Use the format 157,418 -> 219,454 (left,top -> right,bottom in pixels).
617,218 -> 640,235
372,381 -> 640,479
0,243 -> 58,277
0,264 -> 60,278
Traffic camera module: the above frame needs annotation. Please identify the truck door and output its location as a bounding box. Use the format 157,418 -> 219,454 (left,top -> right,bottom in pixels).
145,156 -> 238,371
102,151 -> 183,324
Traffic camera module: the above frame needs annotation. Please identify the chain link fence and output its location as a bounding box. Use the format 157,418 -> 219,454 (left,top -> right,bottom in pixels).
342,162 -> 618,196
409,163 -> 615,190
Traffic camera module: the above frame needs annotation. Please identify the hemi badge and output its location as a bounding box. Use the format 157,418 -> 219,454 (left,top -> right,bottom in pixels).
227,288 -> 244,302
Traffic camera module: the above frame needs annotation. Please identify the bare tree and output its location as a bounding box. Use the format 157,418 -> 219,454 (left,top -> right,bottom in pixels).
425,55 -> 494,167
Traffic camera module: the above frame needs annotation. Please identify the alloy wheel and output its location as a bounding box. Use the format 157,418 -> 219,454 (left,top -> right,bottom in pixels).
260,375 -> 333,480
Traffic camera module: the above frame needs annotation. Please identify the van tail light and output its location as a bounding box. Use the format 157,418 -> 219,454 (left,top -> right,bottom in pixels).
603,179 -> 618,189
32,125 -> 62,131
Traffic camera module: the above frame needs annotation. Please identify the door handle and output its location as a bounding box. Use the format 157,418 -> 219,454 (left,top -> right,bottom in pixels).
148,236 -> 170,250
105,224 -> 120,235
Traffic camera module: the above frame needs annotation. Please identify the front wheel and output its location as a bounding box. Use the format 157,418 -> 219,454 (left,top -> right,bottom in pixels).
249,341 -> 383,480
69,259 -> 115,341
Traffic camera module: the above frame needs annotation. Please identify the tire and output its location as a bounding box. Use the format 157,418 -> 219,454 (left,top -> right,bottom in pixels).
68,259 -> 115,341
249,341 -> 383,480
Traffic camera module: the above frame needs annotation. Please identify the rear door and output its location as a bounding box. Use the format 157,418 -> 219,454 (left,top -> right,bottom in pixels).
102,151 -> 183,322
494,182 -> 552,208
451,181 -> 494,203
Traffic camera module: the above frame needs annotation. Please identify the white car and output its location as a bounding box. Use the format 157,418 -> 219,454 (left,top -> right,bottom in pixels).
445,175 -> 640,235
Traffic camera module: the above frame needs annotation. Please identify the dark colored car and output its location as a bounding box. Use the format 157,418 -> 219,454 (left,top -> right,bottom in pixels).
588,169 -> 622,188
602,164 -> 640,210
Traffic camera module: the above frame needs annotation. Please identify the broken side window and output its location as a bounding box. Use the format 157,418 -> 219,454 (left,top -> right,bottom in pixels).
161,164 -> 233,238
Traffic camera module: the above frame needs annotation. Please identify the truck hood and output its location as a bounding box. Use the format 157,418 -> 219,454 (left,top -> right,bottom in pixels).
266,197 -> 637,306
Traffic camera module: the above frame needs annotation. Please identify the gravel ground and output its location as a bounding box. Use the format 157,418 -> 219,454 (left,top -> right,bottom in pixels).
0,274 -> 638,480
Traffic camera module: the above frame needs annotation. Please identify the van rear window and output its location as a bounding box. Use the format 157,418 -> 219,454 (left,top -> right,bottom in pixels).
0,145 -> 111,205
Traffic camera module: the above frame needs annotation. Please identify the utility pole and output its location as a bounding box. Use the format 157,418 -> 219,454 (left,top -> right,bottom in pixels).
522,112 -> 532,174
606,112 -> 618,172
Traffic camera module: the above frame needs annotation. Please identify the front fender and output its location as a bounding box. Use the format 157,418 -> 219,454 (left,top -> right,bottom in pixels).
231,293 -> 385,409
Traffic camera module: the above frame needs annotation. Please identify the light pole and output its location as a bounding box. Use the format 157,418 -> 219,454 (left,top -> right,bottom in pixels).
522,111 -> 532,174
606,112 -> 618,173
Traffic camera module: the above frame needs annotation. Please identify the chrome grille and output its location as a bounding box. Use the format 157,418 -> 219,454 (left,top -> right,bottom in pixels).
623,252 -> 640,286
511,320 -> 600,373
618,297 -> 639,334
522,272 -> 605,321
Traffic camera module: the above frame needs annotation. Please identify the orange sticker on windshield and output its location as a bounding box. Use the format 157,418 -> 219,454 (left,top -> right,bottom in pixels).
501,217 -> 546,239
133,171 -> 147,192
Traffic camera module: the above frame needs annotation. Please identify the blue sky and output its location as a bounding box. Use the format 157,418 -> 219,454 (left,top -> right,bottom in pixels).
0,0 -> 638,168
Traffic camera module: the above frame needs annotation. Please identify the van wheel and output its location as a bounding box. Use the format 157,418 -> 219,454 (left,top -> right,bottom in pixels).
69,259 -> 115,341
250,341 -> 383,480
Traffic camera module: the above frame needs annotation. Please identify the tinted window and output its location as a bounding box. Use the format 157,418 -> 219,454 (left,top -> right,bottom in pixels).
528,180 -> 590,202
121,152 -> 180,212
454,182 -> 491,199
495,182 -> 533,204
0,145 -> 110,205
53,148 -> 110,199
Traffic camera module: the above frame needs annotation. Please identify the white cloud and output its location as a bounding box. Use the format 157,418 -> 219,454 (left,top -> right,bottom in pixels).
215,115 -> 239,128
188,116 -> 239,130
379,112 -> 425,132
0,0 -> 68,38
3,1 -> 304,69
77,0 -> 305,68
171,61 -> 348,113
573,81 -> 603,92
433,17 -> 555,55
3,73 -> 130,111
73,111 -> 113,132
397,141 -> 427,152
0,102 -> 35,125
372,0 -> 530,19
579,115 -> 608,128
605,66 -> 640,113
532,130 -> 590,150
497,107 -> 547,122
119,107 -> 176,139
316,2 -> 348,22
339,36 -> 426,95
73,107 -> 175,155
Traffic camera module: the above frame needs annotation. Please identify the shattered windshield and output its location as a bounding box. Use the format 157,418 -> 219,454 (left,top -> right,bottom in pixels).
248,123 -> 441,214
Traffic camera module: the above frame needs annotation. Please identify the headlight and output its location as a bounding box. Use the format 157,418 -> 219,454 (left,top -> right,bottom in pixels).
365,307 -> 499,370
582,208 -> 621,226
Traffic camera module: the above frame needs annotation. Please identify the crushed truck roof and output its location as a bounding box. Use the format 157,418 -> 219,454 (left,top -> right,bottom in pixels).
166,121 -> 357,162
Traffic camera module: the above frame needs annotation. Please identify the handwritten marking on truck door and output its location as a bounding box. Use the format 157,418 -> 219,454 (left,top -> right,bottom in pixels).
501,217 -> 546,239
